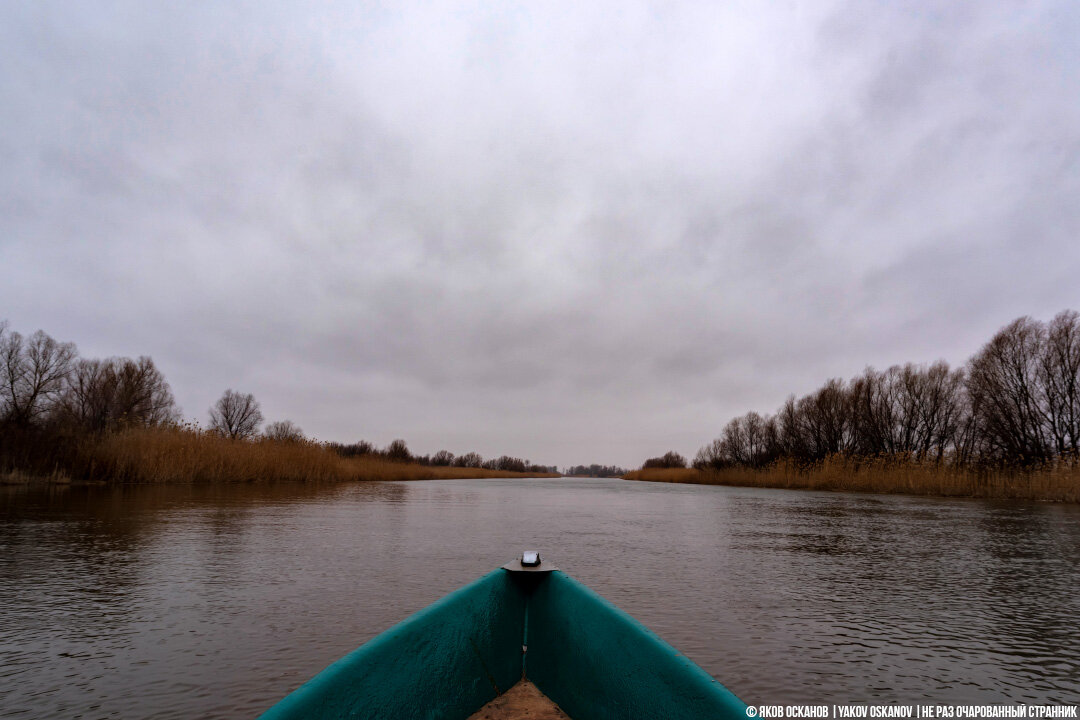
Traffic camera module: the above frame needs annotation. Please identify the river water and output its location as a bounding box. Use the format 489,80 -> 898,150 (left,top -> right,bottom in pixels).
1,478 -> 1078,718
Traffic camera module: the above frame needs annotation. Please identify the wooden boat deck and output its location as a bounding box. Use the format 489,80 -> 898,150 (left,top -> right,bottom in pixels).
466,680 -> 571,720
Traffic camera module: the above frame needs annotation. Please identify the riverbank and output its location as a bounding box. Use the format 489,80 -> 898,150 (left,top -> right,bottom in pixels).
623,456 -> 1080,502
0,426 -> 558,484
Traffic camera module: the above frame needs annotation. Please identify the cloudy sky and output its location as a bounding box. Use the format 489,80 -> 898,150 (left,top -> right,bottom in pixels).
2,2 -> 1078,468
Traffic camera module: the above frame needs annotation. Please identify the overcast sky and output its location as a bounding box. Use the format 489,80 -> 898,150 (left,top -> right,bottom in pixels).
2,2 -> 1079,468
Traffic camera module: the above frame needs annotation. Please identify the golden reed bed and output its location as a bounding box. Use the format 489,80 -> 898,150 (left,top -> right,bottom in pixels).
624,456 -> 1080,503
41,427 -> 558,484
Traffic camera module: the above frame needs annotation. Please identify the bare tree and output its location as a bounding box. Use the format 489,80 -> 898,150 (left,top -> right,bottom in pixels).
1,329 -> 77,426
642,451 -> 687,469
56,356 -> 177,432
1040,310 -> 1080,457
850,368 -> 888,455
452,452 -> 483,468
264,420 -> 304,442
385,438 -> 412,462
209,389 -> 263,440
779,379 -> 854,461
431,450 -> 455,466
850,362 -> 966,461
694,437 -> 726,470
720,415 -> 749,464
495,455 -> 527,472
697,412 -> 782,470
57,358 -> 114,431
952,387 -> 981,467
967,317 -> 1051,463
113,357 -> 178,427
916,362 -> 967,462
0,320 -> 10,420
776,395 -> 807,459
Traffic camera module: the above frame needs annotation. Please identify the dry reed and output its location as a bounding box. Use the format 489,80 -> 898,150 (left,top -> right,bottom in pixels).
624,455 -> 1080,503
75,427 -> 558,484
1,468 -> 73,485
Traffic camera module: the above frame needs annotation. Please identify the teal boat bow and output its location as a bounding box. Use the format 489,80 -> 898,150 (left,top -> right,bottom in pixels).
259,558 -> 747,720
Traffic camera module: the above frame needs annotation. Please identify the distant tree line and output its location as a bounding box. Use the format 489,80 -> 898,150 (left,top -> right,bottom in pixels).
563,463 -> 627,477
326,439 -> 556,474
1,320 -> 555,477
690,311 -> 1080,471
641,451 -> 688,469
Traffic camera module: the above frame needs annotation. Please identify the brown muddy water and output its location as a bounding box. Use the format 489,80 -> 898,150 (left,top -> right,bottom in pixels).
1,478 -> 1078,718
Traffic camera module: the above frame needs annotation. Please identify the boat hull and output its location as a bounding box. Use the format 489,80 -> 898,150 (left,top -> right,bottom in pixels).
259,568 -> 747,720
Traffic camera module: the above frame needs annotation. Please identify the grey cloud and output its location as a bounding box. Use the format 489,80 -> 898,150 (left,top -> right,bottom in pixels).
2,1 -> 1079,467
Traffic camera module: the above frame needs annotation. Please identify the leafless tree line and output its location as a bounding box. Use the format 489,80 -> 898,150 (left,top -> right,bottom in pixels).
642,451 -> 688,469
694,311 -> 1080,470
326,438 -> 556,474
0,322 -> 288,444
1,321 -> 177,432
564,463 -> 628,477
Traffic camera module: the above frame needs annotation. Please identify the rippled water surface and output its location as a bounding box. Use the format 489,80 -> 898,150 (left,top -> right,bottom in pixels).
2,478 -> 1078,718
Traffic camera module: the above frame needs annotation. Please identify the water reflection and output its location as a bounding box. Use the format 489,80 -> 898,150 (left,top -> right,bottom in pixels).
1,479 -> 1078,718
